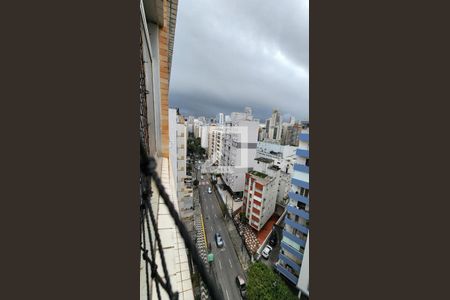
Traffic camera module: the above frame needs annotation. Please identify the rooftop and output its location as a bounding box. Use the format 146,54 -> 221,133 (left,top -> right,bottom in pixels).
269,165 -> 281,171
249,170 -> 268,179
255,157 -> 274,164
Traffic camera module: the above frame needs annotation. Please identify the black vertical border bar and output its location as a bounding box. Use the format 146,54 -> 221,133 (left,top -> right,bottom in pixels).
312,0 -> 450,299
0,0 -> 140,299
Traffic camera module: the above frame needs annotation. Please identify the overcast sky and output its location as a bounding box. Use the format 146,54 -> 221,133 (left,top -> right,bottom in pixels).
169,0 -> 309,123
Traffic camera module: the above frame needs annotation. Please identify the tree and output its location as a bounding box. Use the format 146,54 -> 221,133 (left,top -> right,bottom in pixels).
247,262 -> 297,300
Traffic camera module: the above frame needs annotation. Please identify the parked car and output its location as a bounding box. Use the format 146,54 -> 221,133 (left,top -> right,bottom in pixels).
215,233 -> 224,248
261,245 -> 273,259
208,187 -> 212,194
235,275 -> 247,299
269,234 -> 278,246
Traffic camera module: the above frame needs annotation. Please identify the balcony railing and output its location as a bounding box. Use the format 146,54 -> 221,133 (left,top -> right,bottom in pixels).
287,204 -> 309,220
299,133 -> 309,142
296,148 -> 309,159
284,216 -> 308,236
280,240 -> 304,261
140,142 -> 224,300
282,228 -> 307,249
293,163 -> 309,173
288,191 -> 309,206
276,263 -> 299,285
279,253 -> 301,273
291,177 -> 309,190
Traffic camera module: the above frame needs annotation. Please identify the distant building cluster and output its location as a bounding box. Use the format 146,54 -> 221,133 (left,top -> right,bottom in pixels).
177,106 -> 309,299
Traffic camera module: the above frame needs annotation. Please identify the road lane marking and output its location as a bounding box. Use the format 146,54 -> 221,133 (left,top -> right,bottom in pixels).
225,289 -> 230,300
229,258 -> 233,268
219,260 -> 222,270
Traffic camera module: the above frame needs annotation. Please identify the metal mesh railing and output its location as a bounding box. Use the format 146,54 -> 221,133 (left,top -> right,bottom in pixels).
140,141 -> 224,300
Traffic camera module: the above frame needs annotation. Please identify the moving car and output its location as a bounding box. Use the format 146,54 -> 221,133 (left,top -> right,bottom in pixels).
208,187 -> 212,194
235,275 -> 247,299
215,233 -> 224,248
261,245 -> 273,259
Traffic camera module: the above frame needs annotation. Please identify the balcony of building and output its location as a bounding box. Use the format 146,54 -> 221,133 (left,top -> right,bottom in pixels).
279,252 -> 301,273
280,238 -> 304,262
284,216 -> 309,237
276,262 -> 299,285
282,227 -> 307,249
288,191 -> 309,206
299,133 -> 309,143
287,204 -> 309,221
291,177 -> 309,190
293,163 -> 309,174
296,148 -> 309,159
140,157 -> 195,300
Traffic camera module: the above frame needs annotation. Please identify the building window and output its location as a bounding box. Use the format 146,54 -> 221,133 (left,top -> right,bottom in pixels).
300,187 -> 309,198
297,202 -> 306,210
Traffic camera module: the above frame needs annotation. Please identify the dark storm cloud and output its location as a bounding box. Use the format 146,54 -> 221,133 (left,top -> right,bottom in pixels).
169,0 -> 309,122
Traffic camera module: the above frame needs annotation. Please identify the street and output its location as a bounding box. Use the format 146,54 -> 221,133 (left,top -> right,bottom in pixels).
195,163 -> 245,300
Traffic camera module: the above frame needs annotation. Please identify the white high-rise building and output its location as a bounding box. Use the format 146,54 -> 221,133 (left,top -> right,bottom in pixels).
200,125 -> 209,149
266,109 -> 282,142
218,113 -> 224,125
208,126 -> 224,164
221,113 -> 259,194
256,141 -> 297,206
169,108 -> 188,201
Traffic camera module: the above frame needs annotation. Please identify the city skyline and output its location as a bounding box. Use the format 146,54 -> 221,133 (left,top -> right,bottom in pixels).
173,106 -> 308,124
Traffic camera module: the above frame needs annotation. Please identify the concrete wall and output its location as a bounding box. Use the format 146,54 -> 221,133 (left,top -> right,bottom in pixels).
259,179 -> 277,228
297,234 -> 309,298
169,108 -> 178,191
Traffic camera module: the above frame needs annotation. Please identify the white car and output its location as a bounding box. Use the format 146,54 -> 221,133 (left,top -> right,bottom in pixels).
261,245 -> 273,259
208,187 -> 212,194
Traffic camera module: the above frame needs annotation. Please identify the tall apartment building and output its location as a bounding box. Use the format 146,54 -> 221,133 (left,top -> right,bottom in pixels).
139,1 -> 194,299
169,108 -> 188,201
242,158 -> 279,231
218,113 -> 224,125
221,115 -> 259,195
281,122 -> 303,146
265,109 -> 282,142
200,124 -> 209,149
208,126 -> 224,165
276,124 -> 309,299
194,119 -> 203,138
258,125 -> 266,141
